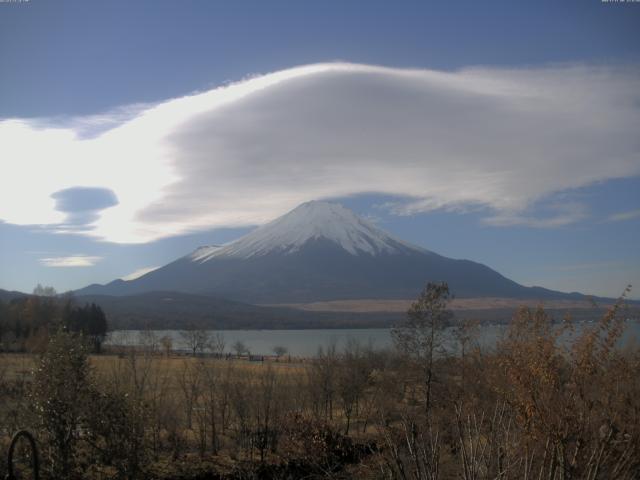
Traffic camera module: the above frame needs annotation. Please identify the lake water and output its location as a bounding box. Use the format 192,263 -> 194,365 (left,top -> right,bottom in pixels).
106,320 -> 640,357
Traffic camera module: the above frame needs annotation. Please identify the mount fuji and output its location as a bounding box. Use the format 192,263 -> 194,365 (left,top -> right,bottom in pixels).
76,201 -> 584,303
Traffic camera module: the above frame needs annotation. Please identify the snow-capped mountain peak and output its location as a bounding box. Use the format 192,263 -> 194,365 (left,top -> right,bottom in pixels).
189,245 -> 222,262
75,201 -> 577,304
191,201 -> 427,262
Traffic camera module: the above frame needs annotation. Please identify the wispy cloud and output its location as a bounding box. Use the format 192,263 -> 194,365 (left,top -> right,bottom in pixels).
39,255 -> 102,267
482,202 -> 589,228
1,63 -> 639,243
608,209 -> 640,222
121,266 -> 159,281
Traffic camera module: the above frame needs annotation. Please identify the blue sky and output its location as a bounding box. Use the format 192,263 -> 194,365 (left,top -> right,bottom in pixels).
0,0 -> 639,298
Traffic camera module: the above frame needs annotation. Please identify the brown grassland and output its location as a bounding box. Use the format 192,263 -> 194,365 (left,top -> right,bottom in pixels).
1,284 -> 639,479
263,297 -> 612,313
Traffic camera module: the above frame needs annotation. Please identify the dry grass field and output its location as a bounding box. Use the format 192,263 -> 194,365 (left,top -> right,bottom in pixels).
266,296 -> 608,313
2,296 -> 640,479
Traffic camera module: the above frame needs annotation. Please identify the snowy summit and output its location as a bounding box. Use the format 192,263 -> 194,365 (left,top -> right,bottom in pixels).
76,200 -> 582,303
191,201 -> 426,262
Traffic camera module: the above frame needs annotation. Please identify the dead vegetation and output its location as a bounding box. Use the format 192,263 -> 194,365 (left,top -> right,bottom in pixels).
1,284 -> 639,479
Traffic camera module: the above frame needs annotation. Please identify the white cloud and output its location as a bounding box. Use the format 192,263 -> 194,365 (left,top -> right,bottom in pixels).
121,266 -> 159,281
39,255 -> 102,267
1,62 -> 639,243
483,202 -> 589,228
608,209 -> 640,222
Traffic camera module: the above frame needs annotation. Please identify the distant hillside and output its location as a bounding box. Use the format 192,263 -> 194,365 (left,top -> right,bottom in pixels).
77,290 -> 637,330
0,288 -> 28,302
76,291 -> 402,330
3,287 -> 634,330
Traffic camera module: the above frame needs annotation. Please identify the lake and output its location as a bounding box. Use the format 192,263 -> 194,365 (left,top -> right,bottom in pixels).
106,320 -> 640,357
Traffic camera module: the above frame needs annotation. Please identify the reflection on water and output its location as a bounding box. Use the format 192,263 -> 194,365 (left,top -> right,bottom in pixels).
106,320 -> 640,357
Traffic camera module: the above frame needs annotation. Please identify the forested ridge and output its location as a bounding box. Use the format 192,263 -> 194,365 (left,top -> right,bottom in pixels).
0,292 -> 108,353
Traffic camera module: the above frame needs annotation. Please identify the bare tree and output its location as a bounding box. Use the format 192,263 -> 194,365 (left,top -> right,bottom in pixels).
180,329 -> 211,356
176,359 -> 202,430
336,338 -> 371,435
209,332 -> 226,357
139,328 -> 159,354
379,414 -> 441,480
230,370 -> 253,455
392,282 -> 452,415
308,342 -> 338,421
218,362 -> 235,435
451,318 -> 480,399
142,357 -> 173,457
232,340 -> 248,358
273,345 -> 287,359
200,360 -> 222,454
159,335 -> 173,356
252,366 -> 284,462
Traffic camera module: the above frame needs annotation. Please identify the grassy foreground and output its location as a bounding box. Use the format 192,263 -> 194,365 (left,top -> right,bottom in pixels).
1,294 -> 640,479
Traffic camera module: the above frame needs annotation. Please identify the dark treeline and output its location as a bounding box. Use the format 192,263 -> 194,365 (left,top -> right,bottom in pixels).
0,293 -> 108,353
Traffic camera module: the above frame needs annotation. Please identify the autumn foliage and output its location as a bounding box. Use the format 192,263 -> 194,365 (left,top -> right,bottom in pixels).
0,284 -> 639,479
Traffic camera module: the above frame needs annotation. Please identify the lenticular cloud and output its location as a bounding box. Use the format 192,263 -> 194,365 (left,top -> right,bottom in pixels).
1,63 -> 639,243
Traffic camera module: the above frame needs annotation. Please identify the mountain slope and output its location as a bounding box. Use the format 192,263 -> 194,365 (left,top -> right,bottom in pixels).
192,201 -> 426,260
76,201 -> 589,303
